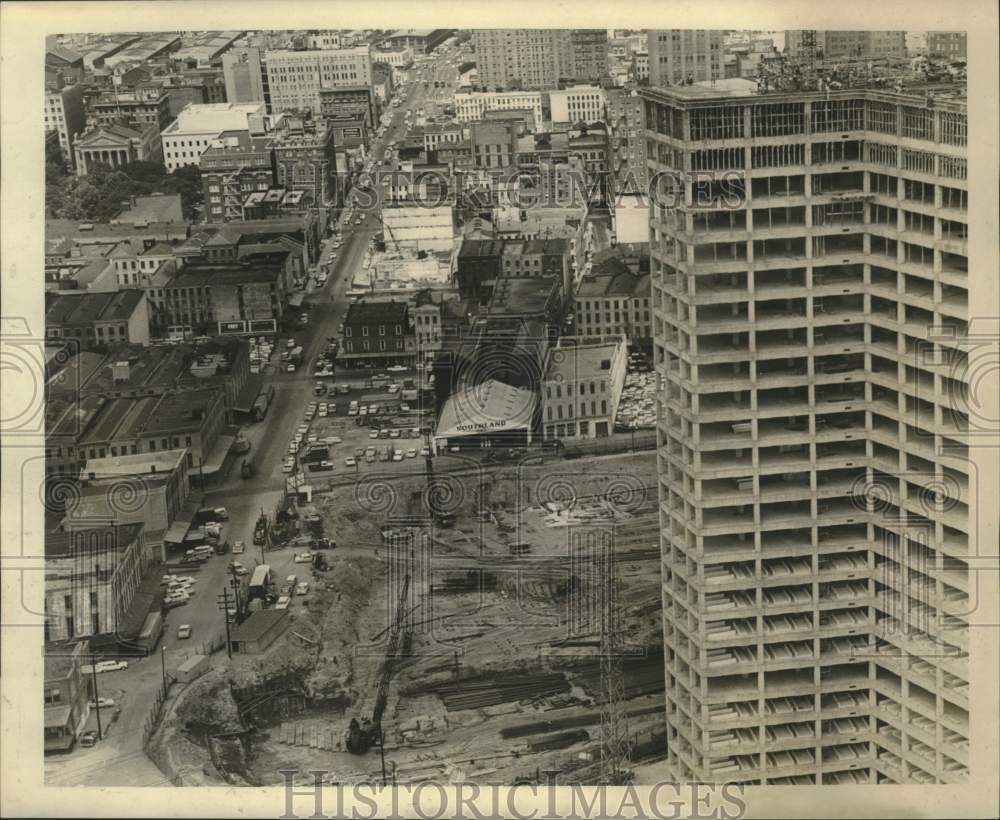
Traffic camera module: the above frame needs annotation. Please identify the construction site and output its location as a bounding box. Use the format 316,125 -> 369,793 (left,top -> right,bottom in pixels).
151,449 -> 668,785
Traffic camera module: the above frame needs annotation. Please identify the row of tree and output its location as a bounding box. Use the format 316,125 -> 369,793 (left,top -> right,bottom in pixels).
46,147 -> 203,223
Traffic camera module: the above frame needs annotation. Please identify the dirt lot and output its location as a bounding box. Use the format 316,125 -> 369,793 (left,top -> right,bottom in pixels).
156,448 -> 667,785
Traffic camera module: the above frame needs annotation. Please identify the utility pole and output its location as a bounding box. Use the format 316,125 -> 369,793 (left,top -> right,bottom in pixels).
90,656 -> 103,740
160,644 -> 167,691
217,587 -> 233,658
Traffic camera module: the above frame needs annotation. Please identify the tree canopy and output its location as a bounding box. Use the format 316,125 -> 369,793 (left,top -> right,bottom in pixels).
46,159 -> 203,222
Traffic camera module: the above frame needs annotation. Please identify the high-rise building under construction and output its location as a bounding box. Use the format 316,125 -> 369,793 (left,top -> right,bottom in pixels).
642,77 -> 969,784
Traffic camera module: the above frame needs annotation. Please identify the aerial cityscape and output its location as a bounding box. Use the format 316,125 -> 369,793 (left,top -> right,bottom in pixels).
35,25 -> 976,793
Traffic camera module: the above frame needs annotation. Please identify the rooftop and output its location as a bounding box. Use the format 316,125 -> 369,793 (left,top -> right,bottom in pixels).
141,388 -> 223,434
544,338 -> 625,383
436,379 -> 537,440
45,522 -> 144,559
45,290 -> 145,326
113,193 -> 184,225
163,101 -> 266,136
344,299 -> 409,326
80,449 -> 187,481
230,609 -> 289,642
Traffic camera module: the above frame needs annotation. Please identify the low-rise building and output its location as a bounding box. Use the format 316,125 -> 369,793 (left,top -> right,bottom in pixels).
74,449 -> 190,561
45,290 -> 150,350
573,256 -> 652,347
455,91 -> 544,132
456,238 -> 504,303
43,641 -> 89,753
541,335 -> 627,440
549,85 -> 606,126
44,523 -> 149,643
87,87 -> 172,133
339,300 -> 414,368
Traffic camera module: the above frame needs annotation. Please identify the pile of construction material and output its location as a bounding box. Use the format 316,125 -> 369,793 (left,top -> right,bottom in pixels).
433,672 -> 570,712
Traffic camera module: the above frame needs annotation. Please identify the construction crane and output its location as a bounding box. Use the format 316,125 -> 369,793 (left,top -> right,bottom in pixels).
345,570 -> 411,754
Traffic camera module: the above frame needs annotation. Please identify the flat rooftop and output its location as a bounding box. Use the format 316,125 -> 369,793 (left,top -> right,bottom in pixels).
163,102 -> 266,135
545,339 -> 624,383
80,448 -> 187,480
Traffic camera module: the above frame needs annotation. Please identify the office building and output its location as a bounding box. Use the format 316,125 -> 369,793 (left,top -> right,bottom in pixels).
472,29 -> 608,90
926,32 -> 967,60
222,46 -> 268,105
265,47 -> 373,114
87,87 -> 172,133
647,29 -> 724,87
785,31 -> 906,60
200,130 -> 276,223
549,85 -> 606,126
454,91 -> 544,131
44,84 -> 87,167
574,257 -> 652,345
160,101 -> 267,171
643,79 -> 969,784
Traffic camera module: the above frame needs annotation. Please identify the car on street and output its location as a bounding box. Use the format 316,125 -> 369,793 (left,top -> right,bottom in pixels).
344,456 -> 356,467
388,384 -> 400,393
233,540 -> 245,554
177,624 -> 193,639
369,429 -> 380,438
387,365 -> 407,372
85,660 -> 127,674
319,460 -> 333,470
406,448 -> 417,458
287,364 -> 297,372
325,435 -> 342,444
89,697 -> 115,709
294,552 -> 314,563
392,451 -> 404,462
275,596 -> 291,610
389,428 -> 401,438
296,582 -> 310,596
165,597 -> 189,609
79,730 -> 99,747
421,447 -> 430,457
213,507 -> 229,520
282,461 -> 295,474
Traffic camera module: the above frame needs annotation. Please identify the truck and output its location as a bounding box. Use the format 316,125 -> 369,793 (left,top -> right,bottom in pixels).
248,564 -> 273,601
253,512 -> 268,546
253,384 -> 275,421
289,346 -> 304,365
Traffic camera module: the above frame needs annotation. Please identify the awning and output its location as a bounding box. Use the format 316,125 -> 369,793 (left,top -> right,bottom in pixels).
232,374 -> 264,414
45,705 -> 73,729
198,434 -> 235,478
163,520 -> 190,545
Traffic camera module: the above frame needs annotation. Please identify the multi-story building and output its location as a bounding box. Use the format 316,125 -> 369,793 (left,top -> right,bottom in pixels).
43,641 -> 89,753
44,523 -> 148,643
44,84 -> 87,167
200,130 -> 276,223
308,30 -> 342,50
372,47 -> 415,70
469,121 -> 517,169
339,300 -> 414,368
382,29 -> 453,55
643,80 -> 969,784
926,32 -> 967,59
472,29 -> 608,90
318,86 -> 378,131
541,335 -> 628,440
606,86 -> 648,194
574,256 -> 652,346
456,238 -> 504,303
647,29 -> 724,87
271,113 -> 338,205
455,91 -> 544,132
785,30 -> 907,60
549,85 -> 606,126
160,101 -> 267,172
45,291 -> 150,349
75,449 -> 190,561
88,87 -> 172,133
265,47 -> 373,114
222,46 -> 268,105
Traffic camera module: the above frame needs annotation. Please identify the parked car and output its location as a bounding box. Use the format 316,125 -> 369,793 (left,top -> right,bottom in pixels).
294,552 -> 314,564
89,697 -> 115,709
232,540 -> 245,554
177,624 -> 192,639
275,596 -> 291,610
96,660 -> 128,673
406,448 -> 417,458
287,364 -> 297,372
344,456 -> 356,467
296,582 -> 310,596
79,730 -> 99,747
213,507 -> 229,520
392,451 -> 404,462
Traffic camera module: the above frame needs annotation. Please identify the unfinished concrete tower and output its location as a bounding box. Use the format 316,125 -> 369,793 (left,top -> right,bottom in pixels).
642,79 -> 970,784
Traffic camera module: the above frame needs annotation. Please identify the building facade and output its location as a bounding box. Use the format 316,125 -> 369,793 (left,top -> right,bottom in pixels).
45,84 -> 87,167
339,300 -> 414,368
472,29 -> 608,90
574,259 -> 652,345
647,29 -> 724,87
44,524 -> 148,643
43,641 -> 89,753
455,91 -> 544,132
785,30 -> 907,60
541,335 -> 627,440
549,85 -> 606,126
160,101 -> 266,172
88,88 -> 172,133
73,123 -> 162,175
926,32 -> 967,60
265,47 -> 373,114
643,82 -> 969,784
222,47 -> 268,105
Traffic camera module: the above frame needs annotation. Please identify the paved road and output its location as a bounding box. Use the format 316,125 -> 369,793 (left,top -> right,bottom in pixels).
47,49 -> 462,788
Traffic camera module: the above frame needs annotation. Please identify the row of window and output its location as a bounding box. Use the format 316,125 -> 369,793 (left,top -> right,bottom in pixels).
344,324 -> 403,336
343,340 -> 403,352
546,399 -> 610,420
